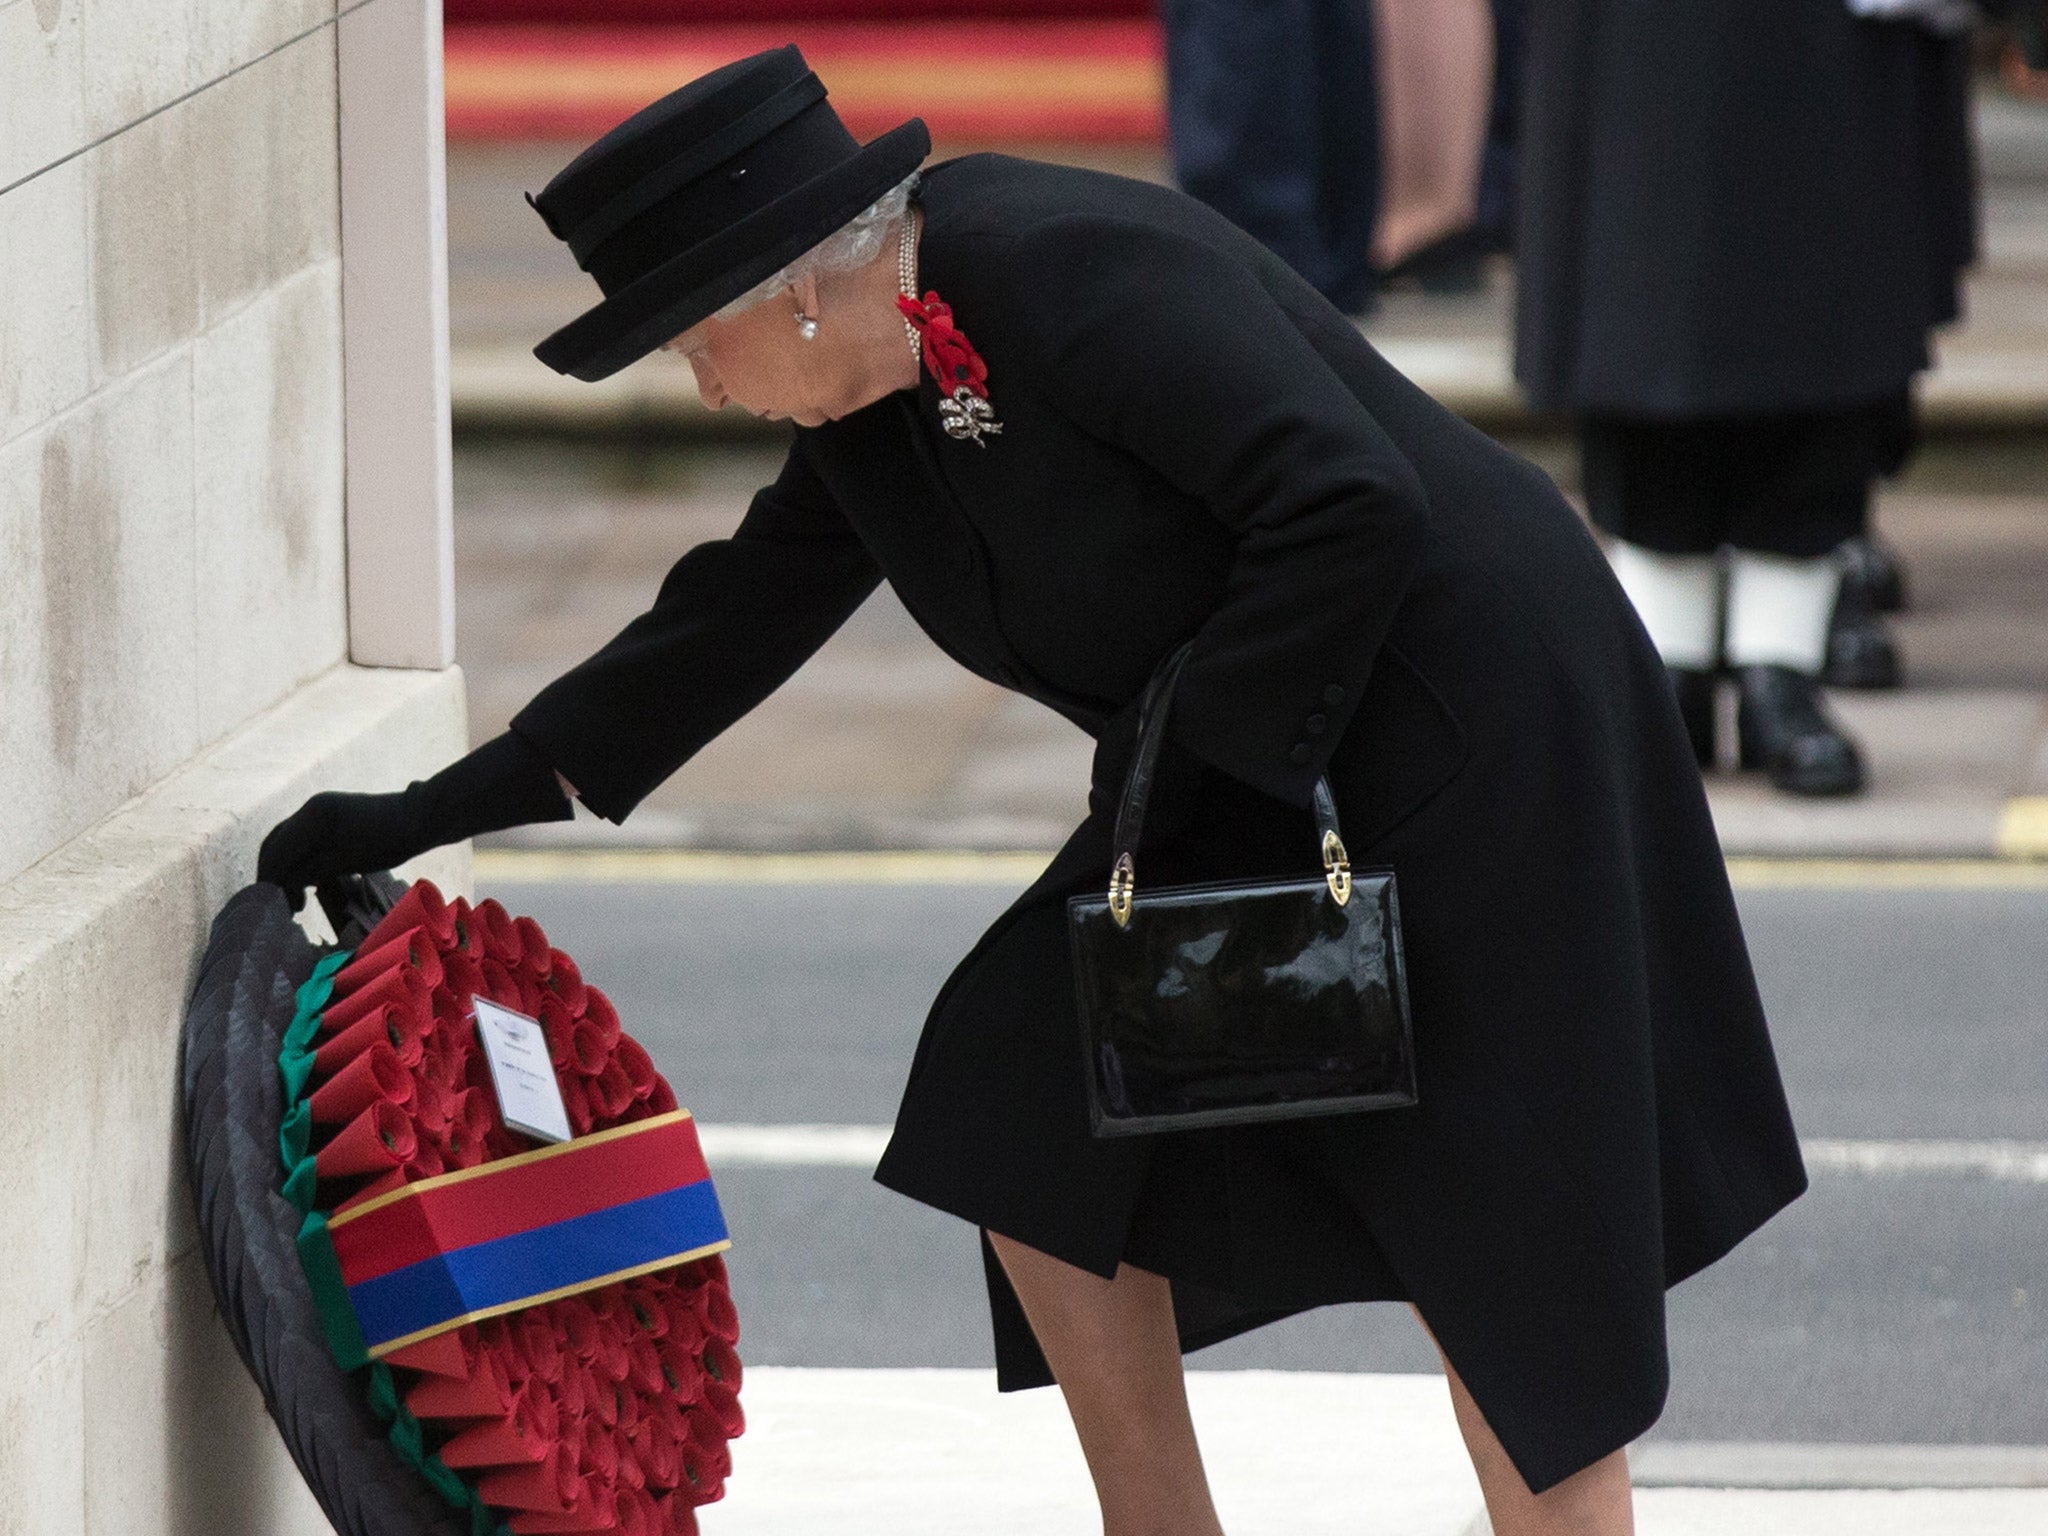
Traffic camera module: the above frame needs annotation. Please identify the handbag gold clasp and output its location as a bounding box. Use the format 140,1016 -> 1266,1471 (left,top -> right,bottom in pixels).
1321,830 -> 1352,906
1108,852 -> 1136,928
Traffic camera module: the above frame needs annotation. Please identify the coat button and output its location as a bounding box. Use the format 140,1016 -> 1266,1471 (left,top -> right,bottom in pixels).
1322,684 -> 1345,705
1289,743 -> 1312,766
1305,713 -> 1327,734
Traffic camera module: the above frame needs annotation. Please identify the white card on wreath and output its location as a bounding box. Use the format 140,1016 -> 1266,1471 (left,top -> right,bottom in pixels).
473,995 -> 573,1144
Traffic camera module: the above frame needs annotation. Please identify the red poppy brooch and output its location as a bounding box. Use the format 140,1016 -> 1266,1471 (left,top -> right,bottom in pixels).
896,291 -> 1003,447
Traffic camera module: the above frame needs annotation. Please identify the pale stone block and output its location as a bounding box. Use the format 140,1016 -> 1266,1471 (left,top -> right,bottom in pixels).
0,355 -> 200,888
0,159 -> 92,449
72,1242 -> 336,1534
0,927 -> 93,1383
3,0 -> 341,189
192,261 -> 348,743
191,0 -> 336,87
190,24 -> 341,326
0,666 -> 468,1000
77,1252 -> 334,1536
0,0 -> 85,189
129,663 -> 470,902
169,1249 -> 341,1535
87,97 -> 200,382
339,0 -> 456,670
75,859 -> 200,1318
78,0 -> 199,144
80,1256 -> 177,1536
0,1339 -> 87,1536
0,664 -> 466,1531
0,441 -> 36,859
0,664 -> 465,1533
0,850 -> 195,1384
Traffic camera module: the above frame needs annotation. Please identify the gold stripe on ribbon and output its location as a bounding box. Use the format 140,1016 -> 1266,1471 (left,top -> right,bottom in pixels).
328,1108 -> 697,1230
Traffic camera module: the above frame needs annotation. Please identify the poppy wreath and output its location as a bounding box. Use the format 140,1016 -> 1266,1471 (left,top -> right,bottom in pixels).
274,879 -> 741,1536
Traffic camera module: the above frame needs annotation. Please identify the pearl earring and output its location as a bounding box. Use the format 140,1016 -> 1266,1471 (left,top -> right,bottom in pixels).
795,311 -> 819,341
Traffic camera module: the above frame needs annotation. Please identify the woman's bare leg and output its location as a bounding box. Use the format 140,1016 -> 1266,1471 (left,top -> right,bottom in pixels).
1413,1307 -> 1635,1536
987,1232 -> 1226,1536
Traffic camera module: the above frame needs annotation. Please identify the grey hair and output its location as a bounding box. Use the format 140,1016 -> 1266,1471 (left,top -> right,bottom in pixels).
712,172 -> 921,321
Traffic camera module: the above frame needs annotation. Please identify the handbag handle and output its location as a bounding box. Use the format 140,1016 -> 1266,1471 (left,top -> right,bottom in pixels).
1106,641 -> 1351,927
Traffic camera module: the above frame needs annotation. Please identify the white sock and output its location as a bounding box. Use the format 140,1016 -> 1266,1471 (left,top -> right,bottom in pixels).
1724,551 -> 1840,673
1607,541 -> 1720,670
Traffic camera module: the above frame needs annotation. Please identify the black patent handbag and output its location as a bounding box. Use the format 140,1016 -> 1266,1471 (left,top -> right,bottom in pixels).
1067,643 -> 1418,1136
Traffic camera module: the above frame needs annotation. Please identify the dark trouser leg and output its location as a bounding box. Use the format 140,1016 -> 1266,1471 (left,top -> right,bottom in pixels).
1834,393 -> 1917,622
1310,0 -> 1383,313
1161,0 -> 1380,311
1474,0 -> 1524,250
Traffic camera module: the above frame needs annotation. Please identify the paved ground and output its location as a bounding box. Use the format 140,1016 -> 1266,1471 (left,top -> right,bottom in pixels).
475,861 -> 2048,1457
652,1369 -> 2048,1534
453,433 -> 2048,858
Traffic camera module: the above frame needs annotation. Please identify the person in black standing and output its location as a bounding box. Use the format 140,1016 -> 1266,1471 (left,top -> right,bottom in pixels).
1514,0 -> 1978,795
261,48 -> 1810,1533
1159,0 -> 1382,316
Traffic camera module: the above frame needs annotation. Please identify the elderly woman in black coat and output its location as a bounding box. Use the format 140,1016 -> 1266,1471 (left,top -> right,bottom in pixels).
262,46 -> 1808,1536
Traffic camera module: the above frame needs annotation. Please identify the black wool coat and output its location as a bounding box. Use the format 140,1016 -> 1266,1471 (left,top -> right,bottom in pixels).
1515,0 -> 1977,417
512,154 -> 1808,1494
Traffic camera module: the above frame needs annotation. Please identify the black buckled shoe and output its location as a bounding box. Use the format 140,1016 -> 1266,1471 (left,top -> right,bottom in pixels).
1735,666 -> 1866,796
1667,666 -> 1717,769
1822,596 -> 1903,690
1837,533 -> 1907,614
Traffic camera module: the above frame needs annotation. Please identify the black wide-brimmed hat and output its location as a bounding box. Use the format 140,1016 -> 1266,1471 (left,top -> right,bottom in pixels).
529,45 -> 929,382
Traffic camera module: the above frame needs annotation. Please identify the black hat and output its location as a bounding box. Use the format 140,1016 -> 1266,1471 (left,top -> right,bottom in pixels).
528,46 -> 929,382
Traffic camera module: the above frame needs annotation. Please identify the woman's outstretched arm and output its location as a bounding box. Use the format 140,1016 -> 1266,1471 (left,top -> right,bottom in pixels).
259,445 -> 879,898
508,443 -> 882,823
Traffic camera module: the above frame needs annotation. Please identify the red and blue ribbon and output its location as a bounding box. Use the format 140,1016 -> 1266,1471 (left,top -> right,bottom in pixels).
321,1110 -> 728,1358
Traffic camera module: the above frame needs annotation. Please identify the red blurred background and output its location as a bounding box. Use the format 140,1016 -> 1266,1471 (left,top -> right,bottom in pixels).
444,0 -> 1165,145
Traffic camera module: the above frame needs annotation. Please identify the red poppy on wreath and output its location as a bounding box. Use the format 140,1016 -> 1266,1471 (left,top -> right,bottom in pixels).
896,291 -> 1003,447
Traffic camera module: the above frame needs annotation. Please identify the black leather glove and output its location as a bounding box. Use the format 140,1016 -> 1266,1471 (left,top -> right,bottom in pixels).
257,732 -> 572,908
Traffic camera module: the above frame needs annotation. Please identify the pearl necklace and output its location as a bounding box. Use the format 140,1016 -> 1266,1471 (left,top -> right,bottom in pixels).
898,211 -> 922,360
